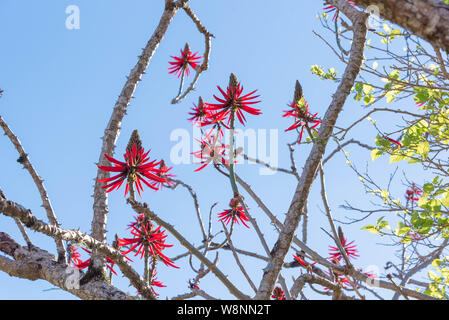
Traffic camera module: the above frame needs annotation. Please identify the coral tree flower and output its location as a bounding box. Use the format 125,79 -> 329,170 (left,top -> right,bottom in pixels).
150,278 -> 166,296
405,185 -> 423,202
328,237 -> 359,262
74,247 -> 119,275
136,274 -> 166,297
98,130 -> 167,197
188,96 -> 211,125
154,160 -> 175,189
283,82 -> 321,144
168,43 -> 202,79
118,214 -> 178,269
206,73 -> 261,126
292,251 -> 316,275
192,133 -> 229,171
271,287 -> 286,300
218,197 -> 250,228
67,244 -> 82,266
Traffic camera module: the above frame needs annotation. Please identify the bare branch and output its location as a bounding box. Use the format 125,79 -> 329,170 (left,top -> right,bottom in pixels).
255,1 -> 369,299
171,4 -> 214,104
91,0 -> 184,272
0,116 -> 66,262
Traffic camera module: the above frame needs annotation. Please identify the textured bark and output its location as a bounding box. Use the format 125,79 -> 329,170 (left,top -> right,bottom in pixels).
255,0 -> 368,299
0,232 -> 129,299
91,0 -> 185,272
0,198 -> 157,299
353,0 -> 449,53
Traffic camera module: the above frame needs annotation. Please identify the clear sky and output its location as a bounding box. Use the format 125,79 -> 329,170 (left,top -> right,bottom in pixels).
0,1 -> 429,299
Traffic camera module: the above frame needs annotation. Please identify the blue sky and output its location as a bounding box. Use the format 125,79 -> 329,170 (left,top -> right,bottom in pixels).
0,1 -> 430,299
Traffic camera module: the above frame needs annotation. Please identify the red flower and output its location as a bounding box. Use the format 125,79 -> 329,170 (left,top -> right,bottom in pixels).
98,143 -> 167,197
385,136 -> 402,147
153,160 -> 175,189
283,100 -> 321,143
189,97 -> 229,138
118,214 -> 178,269
74,247 -> 121,276
206,73 -> 261,126
150,279 -> 166,296
328,237 -> 359,262
189,280 -> 200,290
362,270 -> 376,279
328,275 -> 351,290
405,185 -> 422,202
416,102 -> 425,108
168,43 -> 202,79
188,97 -> 211,125
67,245 -> 83,266
323,1 -> 355,21
292,253 -> 316,275
192,134 -> 229,171
271,287 -> 286,300
218,197 -> 250,228
136,274 -> 166,297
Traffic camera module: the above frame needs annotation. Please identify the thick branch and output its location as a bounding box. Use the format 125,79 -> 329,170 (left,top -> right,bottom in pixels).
0,198 -> 157,299
91,0 -> 184,271
255,0 -> 368,299
0,232 -> 130,300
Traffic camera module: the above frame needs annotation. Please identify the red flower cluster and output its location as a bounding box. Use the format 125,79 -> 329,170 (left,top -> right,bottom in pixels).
405,185 -> 423,202
329,275 -> 351,290
206,79 -> 261,126
292,252 -> 316,275
188,97 -> 211,124
218,197 -> 250,228
168,43 -> 202,78
98,143 -> 168,197
72,246 -> 121,276
283,100 -> 321,143
154,160 -> 176,190
328,237 -> 359,262
150,279 -> 166,296
192,133 -> 230,172
271,287 -> 286,300
67,245 -> 82,266
118,214 -> 178,269
136,275 -> 166,297
188,74 -> 261,129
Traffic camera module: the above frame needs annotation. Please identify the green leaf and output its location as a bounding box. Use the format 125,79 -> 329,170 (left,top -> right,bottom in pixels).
432,259 -> 443,268
389,154 -> 405,163
417,141 -> 430,157
371,149 -> 383,161
363,84 -> 374,95
423,183 -> 434,194
397,226 -> 411,236
361,225 -> 378,234
418,197 -> 428,207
